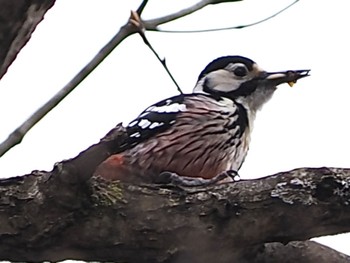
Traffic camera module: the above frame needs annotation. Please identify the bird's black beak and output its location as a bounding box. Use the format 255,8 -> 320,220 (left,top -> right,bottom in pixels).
261,69 -> 310,87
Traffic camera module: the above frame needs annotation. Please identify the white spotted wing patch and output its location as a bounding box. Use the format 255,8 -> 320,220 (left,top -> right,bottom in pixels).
126,94 -> 187,146
149,122 -> 163,129
138,119 -> 152,129
128,120 -> 138,127
129,132 -> 141,138
145,102 -> 187,113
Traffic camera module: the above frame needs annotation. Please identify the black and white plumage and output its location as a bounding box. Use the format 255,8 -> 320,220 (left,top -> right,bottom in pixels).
94,56 -> 309,183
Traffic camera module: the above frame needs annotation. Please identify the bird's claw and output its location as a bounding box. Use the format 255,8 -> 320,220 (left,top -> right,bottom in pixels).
221,169 -> 240,181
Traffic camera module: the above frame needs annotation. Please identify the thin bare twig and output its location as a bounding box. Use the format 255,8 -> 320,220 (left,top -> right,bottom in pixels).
150,0 -> 299,33
143,0 -> 242,30
144,0 -> 211,29
136,0 -> 149,14
130,11 -> 183,94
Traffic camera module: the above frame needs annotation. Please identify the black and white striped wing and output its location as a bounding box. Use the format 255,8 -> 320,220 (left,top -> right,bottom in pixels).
126,94 -> 188,146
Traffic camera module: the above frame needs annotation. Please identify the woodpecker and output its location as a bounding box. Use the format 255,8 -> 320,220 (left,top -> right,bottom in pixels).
94,56 -> 309,185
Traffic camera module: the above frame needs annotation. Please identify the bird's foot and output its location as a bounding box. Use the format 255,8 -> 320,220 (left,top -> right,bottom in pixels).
220,169 -> 240,182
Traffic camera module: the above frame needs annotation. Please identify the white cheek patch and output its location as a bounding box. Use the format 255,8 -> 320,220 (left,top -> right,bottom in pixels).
206,70 -> 243,93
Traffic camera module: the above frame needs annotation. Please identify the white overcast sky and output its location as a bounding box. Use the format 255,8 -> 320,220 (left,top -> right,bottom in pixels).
0,0 -> 349,256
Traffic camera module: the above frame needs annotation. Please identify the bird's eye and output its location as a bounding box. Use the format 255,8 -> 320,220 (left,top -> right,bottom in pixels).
233,66 -> 248,77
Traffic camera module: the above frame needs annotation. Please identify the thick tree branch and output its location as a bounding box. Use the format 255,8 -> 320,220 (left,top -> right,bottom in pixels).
0,163 -> 350,262
259,241 -> 350,262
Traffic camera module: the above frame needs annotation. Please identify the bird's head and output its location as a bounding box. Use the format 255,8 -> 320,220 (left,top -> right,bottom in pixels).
194,55 -> 310,113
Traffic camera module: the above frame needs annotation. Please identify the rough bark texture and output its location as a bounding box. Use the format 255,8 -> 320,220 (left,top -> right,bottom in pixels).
0,0 -> 55,79
0,124 -> 350,262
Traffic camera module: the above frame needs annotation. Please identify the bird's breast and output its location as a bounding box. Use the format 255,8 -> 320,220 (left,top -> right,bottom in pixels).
125,96 -> 251,179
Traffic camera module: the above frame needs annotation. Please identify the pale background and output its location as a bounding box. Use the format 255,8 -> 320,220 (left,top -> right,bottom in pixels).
0,0 -> 349,256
